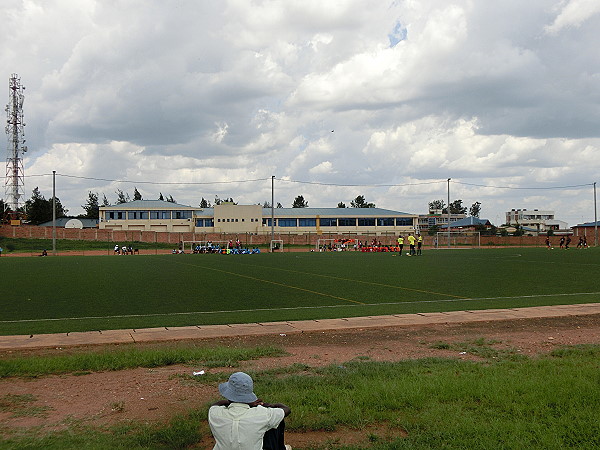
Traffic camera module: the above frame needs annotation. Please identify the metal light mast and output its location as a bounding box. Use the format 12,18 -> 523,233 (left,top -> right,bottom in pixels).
5,74 -> 27,218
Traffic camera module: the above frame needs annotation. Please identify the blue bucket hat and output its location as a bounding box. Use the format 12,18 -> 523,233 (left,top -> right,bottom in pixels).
219,372 -> 258,403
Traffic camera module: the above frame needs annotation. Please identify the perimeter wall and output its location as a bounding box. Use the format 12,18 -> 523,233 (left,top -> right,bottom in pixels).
0,225 -> 553,247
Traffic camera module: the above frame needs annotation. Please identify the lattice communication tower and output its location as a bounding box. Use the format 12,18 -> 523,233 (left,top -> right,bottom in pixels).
5,73 -> 27,217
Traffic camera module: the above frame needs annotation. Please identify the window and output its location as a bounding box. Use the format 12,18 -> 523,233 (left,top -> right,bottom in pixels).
320,218 -> 337,226
263,218 -> 274,226
278,219 -> 297,227
358,218 -> 375,226
299,218 -> 316,227
377,218 -> 394,226
396,218 -> 413,226
150,211 -> 171,220
173,210 -> 192,219
196,219 -> 214,227
108,211 -> 125,220
338,218 -> 356,227
128,211 -> 148,220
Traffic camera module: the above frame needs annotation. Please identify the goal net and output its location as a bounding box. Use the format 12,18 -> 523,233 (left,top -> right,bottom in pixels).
270,240 -> 284,252
435,231 -> 481,248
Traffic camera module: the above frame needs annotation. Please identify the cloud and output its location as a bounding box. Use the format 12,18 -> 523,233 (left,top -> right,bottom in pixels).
545,0 -> 600,34
0,0 -> 598,228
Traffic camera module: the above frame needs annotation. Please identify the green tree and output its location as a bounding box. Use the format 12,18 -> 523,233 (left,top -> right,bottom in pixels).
448,199 -> 467,214
428,200 -> 446,213
469,201 -> 481,217
25,187 -> 67,225
102,194 -> 110,207
115,189 -> 129,204
276,202 -> 283,208
337,202 -> 346,208
292,195 -> 308,208
199,197 -> 211,208
81,191 -> 99,219
351,195 -> 375,208
133,187 -> 142,201
166,195 -> 176,203
262,201 -> 271,208
158,193 -> 164,201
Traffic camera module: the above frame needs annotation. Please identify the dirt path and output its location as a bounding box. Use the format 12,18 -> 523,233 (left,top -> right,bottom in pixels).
1,314 -> 599,448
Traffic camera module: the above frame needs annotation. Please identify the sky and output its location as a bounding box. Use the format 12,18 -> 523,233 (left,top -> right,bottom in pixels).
2,0 -> 600,226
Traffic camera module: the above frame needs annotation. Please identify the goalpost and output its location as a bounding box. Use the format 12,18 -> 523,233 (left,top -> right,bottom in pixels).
270,240 -> 284,252
435,231 -> 481,248
316,238 -> 336,251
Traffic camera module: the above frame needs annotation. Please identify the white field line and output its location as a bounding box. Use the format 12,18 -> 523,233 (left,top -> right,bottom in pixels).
2,291 -> 600,324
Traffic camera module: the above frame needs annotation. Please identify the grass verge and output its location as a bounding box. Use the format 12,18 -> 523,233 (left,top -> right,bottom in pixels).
1,344 -> 599,448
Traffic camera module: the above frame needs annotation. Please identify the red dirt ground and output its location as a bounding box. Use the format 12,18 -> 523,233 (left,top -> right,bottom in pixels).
1,314 -> 599,448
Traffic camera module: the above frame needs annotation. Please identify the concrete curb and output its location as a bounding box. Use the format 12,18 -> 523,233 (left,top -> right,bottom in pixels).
1,303 -> 599,350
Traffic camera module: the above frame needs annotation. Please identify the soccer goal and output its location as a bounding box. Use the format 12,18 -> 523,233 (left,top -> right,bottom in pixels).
270,240 -> 284,252
435,231 -> 481,248
316,239 -> 337,252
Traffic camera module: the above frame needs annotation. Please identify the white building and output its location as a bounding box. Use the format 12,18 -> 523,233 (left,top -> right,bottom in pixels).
505,209 -> 568,232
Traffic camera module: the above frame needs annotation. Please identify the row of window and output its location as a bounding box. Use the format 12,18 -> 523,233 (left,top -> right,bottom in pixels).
262,217 -> 413,227
106,210 -> 193,220
104,211 -> 414,228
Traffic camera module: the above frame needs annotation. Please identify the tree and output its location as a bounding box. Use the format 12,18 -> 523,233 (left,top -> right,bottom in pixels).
276,202 -> 283,208
133,187 -> 142,201
199,197 -> 211,208
115,189 -> 129,204
166,195 -> 176,203
337,202 -> 346,208
81,191 -> 99,219
24,187 -> 67,225
262,201 -> 271,208
428,200 -> 446,213
158,193 -> 164,201
351,195 -> 375,208
102,194 -> 110,207
469,201 -> 481,217
292,195 -> 308,208
448,199 -> 467,214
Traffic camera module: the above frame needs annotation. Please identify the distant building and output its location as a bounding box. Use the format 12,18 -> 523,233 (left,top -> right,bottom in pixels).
505,209 -> 567,233
37,218 -> 98,228
98,200 -> 419,235
571,220 -> 600,237
417,211 -> 467,234
441,216 -> 492,231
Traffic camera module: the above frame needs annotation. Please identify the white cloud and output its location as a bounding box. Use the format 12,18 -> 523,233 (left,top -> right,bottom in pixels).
545,0 -> 600,34
0,0 -> 598,227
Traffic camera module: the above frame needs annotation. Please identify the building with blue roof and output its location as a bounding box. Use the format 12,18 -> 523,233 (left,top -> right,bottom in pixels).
99,200 -> 418,235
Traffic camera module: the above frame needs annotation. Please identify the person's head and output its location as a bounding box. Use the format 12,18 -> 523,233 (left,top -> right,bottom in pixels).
219,372 -> 258,403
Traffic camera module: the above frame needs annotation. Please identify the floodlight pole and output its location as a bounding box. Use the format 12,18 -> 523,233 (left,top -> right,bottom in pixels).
447,178 -> 451,248
271,175 -> 275,250
52,170 -> 56,255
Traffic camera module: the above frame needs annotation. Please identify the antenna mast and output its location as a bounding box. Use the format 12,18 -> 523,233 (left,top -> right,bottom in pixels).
5,73 -> 27,218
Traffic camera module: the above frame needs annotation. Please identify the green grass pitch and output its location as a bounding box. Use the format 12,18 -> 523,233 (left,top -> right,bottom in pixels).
1,247 -> 599,335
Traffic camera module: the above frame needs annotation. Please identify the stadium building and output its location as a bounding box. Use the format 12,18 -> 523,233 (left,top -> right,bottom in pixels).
99,200 -> 419,235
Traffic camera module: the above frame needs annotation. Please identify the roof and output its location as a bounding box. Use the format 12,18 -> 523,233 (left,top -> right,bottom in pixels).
261,207 -> 415,217
100,200 -> 193,209
574,221 -> 600,227
442,217 -> 491,229
37,218 -> 99,228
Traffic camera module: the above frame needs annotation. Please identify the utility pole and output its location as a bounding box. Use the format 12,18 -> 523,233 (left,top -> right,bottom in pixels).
447,178 -> 451,248
594,182 -> 598,247
271,175 -> 275,250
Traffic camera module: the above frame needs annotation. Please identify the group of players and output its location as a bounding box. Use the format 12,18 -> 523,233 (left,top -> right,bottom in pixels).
396,234 -> 423,256
546,235 -> 588,249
